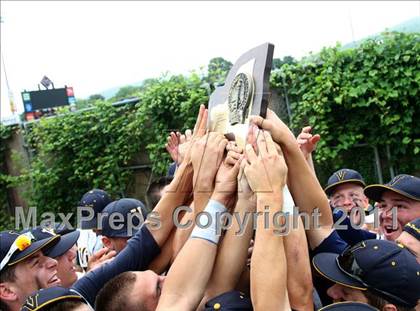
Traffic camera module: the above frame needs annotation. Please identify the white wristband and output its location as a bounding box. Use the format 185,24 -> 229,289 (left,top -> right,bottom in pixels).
190,199 -> 228,245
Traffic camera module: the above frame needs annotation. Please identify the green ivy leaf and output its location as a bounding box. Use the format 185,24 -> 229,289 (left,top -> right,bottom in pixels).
402,137 -> 411,144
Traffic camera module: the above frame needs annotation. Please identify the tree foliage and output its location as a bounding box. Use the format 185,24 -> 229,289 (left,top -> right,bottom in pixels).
205,57 -> 233,89
89,94 -> 105,101
272,55 -> 296,70
110,85 -> 142,102
272,32 -> 420,180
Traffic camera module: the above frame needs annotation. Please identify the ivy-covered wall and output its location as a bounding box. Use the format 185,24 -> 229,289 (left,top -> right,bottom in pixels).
13,74 -> 207,224
0,124 -> 17,230
272,31 -> 420,185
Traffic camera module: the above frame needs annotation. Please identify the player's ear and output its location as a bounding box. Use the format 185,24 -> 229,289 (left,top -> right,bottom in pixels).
381,304 -> 397,311
102,236 -> 112,249
0,282 -> 19,303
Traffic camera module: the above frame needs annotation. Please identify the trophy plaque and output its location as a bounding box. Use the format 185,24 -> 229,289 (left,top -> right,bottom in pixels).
208,43 -> 274,148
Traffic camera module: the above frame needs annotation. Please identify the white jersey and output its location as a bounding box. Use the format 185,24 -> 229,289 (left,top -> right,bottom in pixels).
76,229 -> 103,269
283,185 -> 295,214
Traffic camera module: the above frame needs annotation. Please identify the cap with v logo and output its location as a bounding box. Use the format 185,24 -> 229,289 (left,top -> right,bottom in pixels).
364,174 -> 420,202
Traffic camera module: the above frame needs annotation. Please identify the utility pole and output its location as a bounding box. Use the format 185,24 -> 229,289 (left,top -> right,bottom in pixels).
348,6 -> 356,45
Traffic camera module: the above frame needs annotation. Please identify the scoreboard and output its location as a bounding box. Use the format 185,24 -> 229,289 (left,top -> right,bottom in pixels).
21,87 -> 76,121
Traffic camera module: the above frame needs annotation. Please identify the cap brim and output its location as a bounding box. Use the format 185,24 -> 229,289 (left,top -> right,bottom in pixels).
364,184 -> 420,202
325,180 -> 366,196
23,287 -> 87,311
319,302 -> 378,310
45,231 -> 80,258
8,235 -> 60,266
312,253 -> 366,290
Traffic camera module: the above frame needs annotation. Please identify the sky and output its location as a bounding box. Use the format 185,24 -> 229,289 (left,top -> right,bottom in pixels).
1,1 -> 419,120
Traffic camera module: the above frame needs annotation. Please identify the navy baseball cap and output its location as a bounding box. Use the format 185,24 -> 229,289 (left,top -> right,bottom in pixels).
21,286 -> 88,311
325,169 -> 366,196
22,226 -> 80,258
78,189 -> 112,229
101,198 -> 147,238
0,231 -> 59,272
313,239 -> 420,308
364,174 -> 420,203
204,291 -> 252,311
319,302 -> 378,310
403,217 -> 420,241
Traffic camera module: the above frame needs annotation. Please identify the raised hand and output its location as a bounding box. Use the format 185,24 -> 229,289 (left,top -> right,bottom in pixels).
87,247 -> 117,272
244,130 -> 288,195
212,152 -> 242,208
165,131 -> 181,164
235,128 -> 256,203
176,130 -> 192,165
225,141 -> 243,166
192,104 -> 208,139
238,159 -> 256,204
178,104 -> 208,166
166,129 -> 193,166
249,108 -> 295,146
191,132 -> 228,188
296,126 -> 320,159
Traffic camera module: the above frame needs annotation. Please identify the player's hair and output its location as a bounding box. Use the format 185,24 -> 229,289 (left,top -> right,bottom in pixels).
42,300 -> 86,311
95,271 -> 147,311
146,176 -> 173,210
364,290 -> 414,311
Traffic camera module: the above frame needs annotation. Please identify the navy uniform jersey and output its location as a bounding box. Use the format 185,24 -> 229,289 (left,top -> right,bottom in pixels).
332,209 -> 377,246
205,291 -> 253,311
72,224 -> 160,307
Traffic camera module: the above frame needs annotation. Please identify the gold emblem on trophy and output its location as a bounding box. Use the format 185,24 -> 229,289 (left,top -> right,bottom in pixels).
227,72 -> 254,125
208,43 -> 274,148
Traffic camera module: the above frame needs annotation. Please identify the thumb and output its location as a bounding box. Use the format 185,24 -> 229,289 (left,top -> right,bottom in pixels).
99,258 -> 115,266
101,250 -> 117,261
302,126 -> 312,134
91,247 -> 108,260
310,134 -> 321,145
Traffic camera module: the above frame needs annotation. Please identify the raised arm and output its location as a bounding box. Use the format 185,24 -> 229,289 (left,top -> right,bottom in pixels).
245,130 -> 290,311
202,144 -> 255,303
156,135 -> 239,311
145,153 -> 194,247
147,105 -> 208,270
296,125 -> 320,174
251,110 -> 333,249
284,216 -> 314,310
170,130 -> 226,260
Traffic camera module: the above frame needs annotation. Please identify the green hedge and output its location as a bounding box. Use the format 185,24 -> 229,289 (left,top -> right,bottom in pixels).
0,124 -> 16,230
19,74 -> 208,219
272,31 -> 420,183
